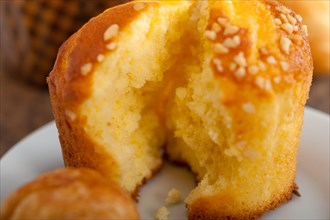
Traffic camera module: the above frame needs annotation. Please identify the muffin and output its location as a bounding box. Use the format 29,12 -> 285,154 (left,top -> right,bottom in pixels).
48,0 -> 313,218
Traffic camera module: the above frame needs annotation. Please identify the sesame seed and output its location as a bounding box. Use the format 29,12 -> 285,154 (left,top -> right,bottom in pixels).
258,61 -> 266,71
242,102 -> 256,113
106,42 -> 117,50
280,14 -> 288,23
97,54 -> 105,62
293,25 -> 299,32
65,110 -> 76,121
224,25 -> 239,36
273,76 -> 281,84
291,34 -> 302,45
267,56 -> 277,64
280,36 -> 292,54
216,66 -> 223,73
229,62 -> 237,71
104,24 -> 119,41
223,36 -> 240,48
205,30 -> 217,40
276,6 -> 290,14
275,6 -> 282,12
217,17 -> 228,27
81,63 -> 92,75
264,79 -> 272,91
296,14 -> 303,22
302,25 -> 308,35
248,65 -> 259,75
234,52 -> 247,67
282,7 -> 291,14
281,23 -> 293,34
214,43 -> 229,54
284,74 -> 295,83
133,3 -> 145,11
280,61 -> 289,71
255,76 -> 265,89
233,36 -> 240,44
234,67 -> 246,79
211,23 -> 222,33
213,58 -> 221,65
274,18 -> 282,25
287,14 -> 297,25
260,47 -> 269,55
255,76 -> 272,91
213,58 -> 223,72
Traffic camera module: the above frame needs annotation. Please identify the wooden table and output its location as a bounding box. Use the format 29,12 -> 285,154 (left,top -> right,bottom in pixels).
0,72 -> 329,157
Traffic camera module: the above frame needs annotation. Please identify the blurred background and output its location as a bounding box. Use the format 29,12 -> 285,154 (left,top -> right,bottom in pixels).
0,0 -> 329,157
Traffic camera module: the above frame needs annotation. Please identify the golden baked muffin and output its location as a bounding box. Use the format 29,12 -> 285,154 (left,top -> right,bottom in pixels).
0,168 -> 139,219
280,0 -> 329,74
48,0 -> 313,219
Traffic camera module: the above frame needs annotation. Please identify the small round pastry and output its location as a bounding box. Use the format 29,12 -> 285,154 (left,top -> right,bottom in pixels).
280,0 -> 329,74
0,168 -> 139,220
48,0 -> 313,219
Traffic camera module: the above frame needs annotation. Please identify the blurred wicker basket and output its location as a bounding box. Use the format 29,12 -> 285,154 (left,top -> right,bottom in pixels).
1,0 -> 129,86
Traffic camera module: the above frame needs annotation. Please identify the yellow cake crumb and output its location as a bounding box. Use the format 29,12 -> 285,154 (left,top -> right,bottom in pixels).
156,206 -> 169,220
166,188 -> 182,205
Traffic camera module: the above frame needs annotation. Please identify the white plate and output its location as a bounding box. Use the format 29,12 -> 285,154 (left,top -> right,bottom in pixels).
1,107 -> 329,219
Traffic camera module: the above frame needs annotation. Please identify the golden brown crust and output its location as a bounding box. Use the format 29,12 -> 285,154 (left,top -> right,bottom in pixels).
188,183 -> 297,220
280,0 -> 329,74
168,153 -> 299,220
209,0 -> 312,97
0,168 -> 139,219
133,162 -> 164,200
48,1 -> 159,185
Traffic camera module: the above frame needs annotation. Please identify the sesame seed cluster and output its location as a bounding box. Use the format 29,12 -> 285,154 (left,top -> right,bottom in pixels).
274,5 -> 307,53
79,3 -> 146,78
270,4 -> 307,84
74,3 -> 308,121
73,21 -> 120,121
207,4 -> 308,92
69,3 -> 147,121
206,17 -> 244,78
80,22 -> 119,77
